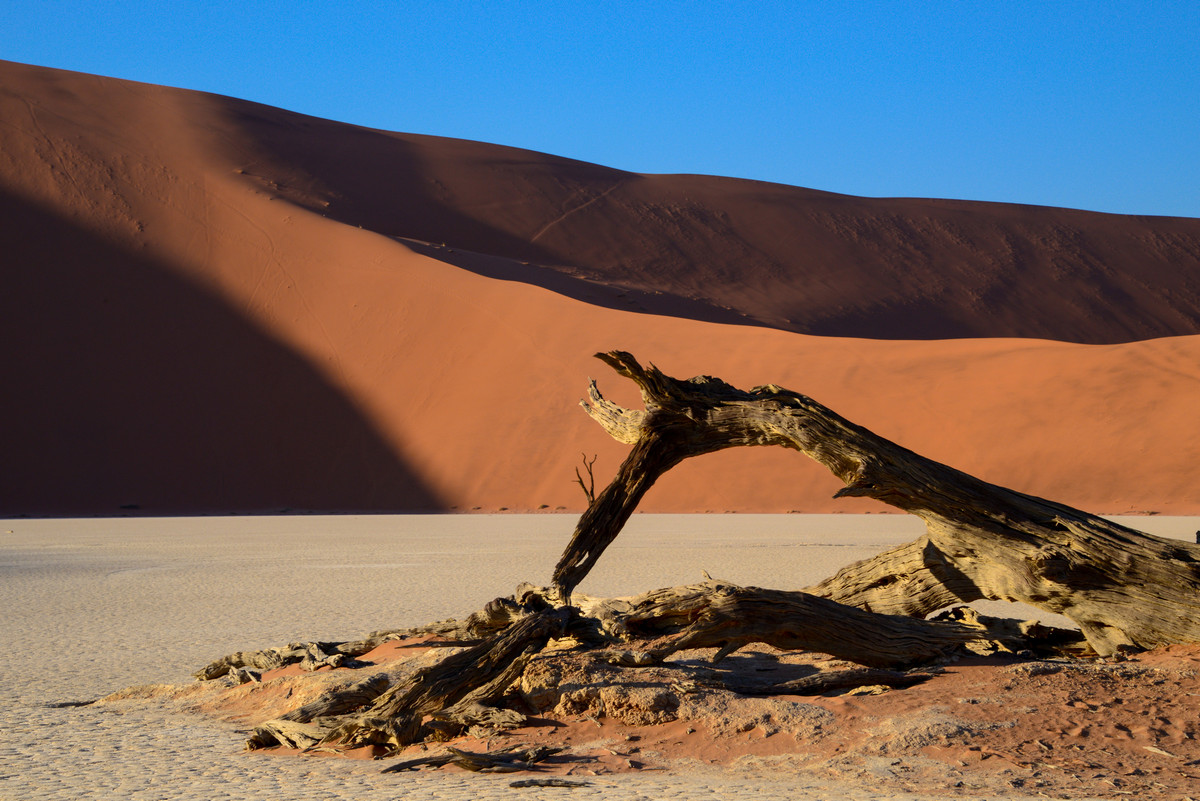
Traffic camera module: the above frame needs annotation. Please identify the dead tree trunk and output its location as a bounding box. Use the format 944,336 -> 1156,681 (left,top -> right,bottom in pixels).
555,351 -> 1200,657
612,580 -> 1079,666
207,350 -> 1199,762
239,579 -> 1076,755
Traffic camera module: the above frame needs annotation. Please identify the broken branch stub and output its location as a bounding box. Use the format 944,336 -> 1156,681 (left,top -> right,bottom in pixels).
555,351 -> 1200,657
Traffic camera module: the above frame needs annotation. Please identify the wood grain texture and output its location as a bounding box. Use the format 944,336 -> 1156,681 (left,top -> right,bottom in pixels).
556,351 -> 1200,656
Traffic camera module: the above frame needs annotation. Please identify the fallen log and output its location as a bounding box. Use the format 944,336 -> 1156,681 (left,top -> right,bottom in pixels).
246,674 -> 391,749
510,778 -> 591,788
728,666 -> 938,696
620,581 -> 1083,666
556,351 -> 1200,656
237,578 -> 1057,756
194,640 -> 372,681
380,744 -> 564,774
206,350 -> 1197,769
245,612 -> 561,752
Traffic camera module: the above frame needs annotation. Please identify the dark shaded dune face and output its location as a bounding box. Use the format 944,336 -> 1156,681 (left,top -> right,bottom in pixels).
0,189 -> 445,516
209,97 -> 1200,344
208,97 -> 608,268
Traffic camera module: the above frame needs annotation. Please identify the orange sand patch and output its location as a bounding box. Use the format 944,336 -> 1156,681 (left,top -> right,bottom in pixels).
129,642 -> 1200,797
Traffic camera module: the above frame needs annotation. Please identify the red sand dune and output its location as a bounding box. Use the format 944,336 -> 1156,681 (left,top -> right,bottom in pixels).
2,60 -> 1198,516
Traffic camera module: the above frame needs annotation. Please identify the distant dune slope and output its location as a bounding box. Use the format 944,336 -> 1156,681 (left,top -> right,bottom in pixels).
2,60 -> 1198,516
216,81 -> 1200,345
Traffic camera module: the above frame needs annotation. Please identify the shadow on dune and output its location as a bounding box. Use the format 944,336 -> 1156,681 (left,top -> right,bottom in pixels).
220,101 -> 572,267
211,102 -> 769,332
0,188 -> 445,516
399,239 -> 761,328
213,95 -> 1200,345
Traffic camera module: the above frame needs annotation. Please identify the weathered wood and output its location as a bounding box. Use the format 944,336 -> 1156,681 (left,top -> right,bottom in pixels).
403,584 -> 555,641
242,612 -> 560,753
195,639 -> 383,681
618,581 -> 980,668
245,718 -> 338,750
438,744 -> 562,772
730,667 -> 937,696
557,351 -> 1200,656
198,609 -> 537,686
245,675 -> 392,749
360,611 -> 559,721
608,580 -> 1081,669
575,453 -> 598,504
316,610 -> 563,752
280,674 -> 391,723
227,582 -> 1086,760
203,351 -> 1200,773
380,744 -> 564,774
510,778 -> 590,788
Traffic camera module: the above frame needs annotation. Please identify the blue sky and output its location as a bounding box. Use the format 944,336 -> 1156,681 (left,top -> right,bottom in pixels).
3,1 -> 1197,217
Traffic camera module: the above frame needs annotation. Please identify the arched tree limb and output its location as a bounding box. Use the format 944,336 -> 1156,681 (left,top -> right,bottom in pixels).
554,351 -> 1200,656
214,350 -> 1195,764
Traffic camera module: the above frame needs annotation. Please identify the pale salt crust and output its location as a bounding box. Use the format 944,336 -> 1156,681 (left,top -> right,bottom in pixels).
3,514 -> 1194,801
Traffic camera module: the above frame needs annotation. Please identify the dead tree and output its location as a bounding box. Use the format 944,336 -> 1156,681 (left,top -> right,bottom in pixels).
217,350 -> 1198,759
241,580 -> 1060,755
556,351 -> 1200,657
574,453 -> 598,504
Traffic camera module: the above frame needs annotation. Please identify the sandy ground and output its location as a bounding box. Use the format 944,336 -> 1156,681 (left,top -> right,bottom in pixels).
3,514 -> 1198,800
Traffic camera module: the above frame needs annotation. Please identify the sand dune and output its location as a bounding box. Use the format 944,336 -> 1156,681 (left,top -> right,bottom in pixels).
192,75 -> 1200,345
2,59 -> 1198,516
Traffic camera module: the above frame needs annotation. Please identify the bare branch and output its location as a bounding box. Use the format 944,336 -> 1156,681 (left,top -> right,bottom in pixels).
573,452 -> 598,505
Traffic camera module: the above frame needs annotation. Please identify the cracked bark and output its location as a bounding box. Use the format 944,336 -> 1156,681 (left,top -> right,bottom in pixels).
219,350 -> 1199,762
555,351 -> 1200,657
